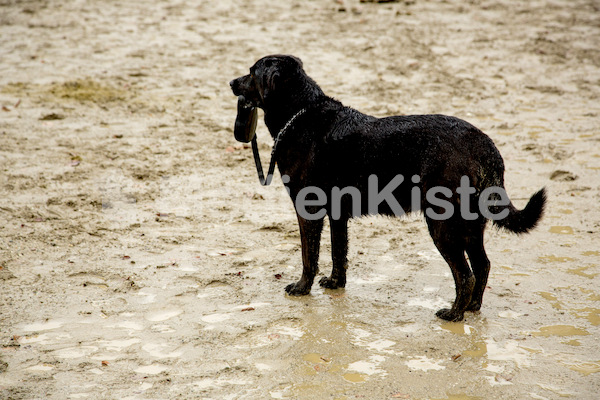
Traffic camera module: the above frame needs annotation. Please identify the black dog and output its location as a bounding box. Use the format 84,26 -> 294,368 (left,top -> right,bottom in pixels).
230,55 -> 546,321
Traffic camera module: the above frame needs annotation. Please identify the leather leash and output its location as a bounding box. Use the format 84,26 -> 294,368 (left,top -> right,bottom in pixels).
251,108 -> 306,186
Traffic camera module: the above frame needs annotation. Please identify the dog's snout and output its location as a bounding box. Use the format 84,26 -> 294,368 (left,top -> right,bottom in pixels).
230,78 -> 242,96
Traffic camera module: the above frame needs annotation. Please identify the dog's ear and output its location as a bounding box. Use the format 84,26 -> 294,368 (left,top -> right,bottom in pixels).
263,64 -> 280,101
261,55 -> 304,103
286,55 -> 303,69
234,95 -> 258,143
277,55 -> 304,80
261,59 -> 280,103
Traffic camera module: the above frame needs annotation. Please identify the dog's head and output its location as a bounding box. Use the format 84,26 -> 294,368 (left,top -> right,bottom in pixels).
230,55 -> 304,108
230,55 -> 304,142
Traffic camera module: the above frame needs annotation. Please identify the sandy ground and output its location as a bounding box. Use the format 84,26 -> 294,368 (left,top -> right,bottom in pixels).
1,0 -> 599,399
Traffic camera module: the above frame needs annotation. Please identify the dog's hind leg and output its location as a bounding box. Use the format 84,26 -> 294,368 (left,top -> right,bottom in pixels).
285,215 -> 324,296
465,224 -> 490,312
426,218 -> 475,321
319,216 -> 348,289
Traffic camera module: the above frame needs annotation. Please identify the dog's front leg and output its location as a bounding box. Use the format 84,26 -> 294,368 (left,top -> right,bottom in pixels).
285,214 -> 324,296
319,216 -> 348,289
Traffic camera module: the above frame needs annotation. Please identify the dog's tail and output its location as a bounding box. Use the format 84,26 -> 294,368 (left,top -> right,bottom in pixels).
492,188 -> 547,234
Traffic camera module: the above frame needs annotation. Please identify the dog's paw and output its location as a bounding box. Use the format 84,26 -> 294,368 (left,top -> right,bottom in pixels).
465,301 -> 482,312
435,308 -> 465,322
285,281 -> 311,296
318,276 -> 346,289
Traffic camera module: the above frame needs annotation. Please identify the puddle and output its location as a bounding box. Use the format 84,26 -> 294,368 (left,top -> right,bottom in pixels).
342,373 -> 366,383
440,322 -> 473,335
537,292 -> 562,309
302,353 -> 330,364
549,226 -> 574,234
520,346 -> 543,354
405,356 -> 445,371
565,361 -> 600,376
536,383 -> 576,398
585,292 -> 600,301
527,126 -> 550,139
567,266 -> 598,279
557,209 -> 573,214
537,255 -> 575,264
582,251 -> 600,256
572,308 -> 600,325
531,325 -> 590,337
463,341 -> 487,358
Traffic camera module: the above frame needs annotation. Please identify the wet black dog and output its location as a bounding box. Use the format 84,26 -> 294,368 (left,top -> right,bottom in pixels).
230,55 -> 546,321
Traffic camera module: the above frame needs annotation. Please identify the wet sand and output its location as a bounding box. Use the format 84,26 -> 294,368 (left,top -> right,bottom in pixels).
1,0 -> 599,399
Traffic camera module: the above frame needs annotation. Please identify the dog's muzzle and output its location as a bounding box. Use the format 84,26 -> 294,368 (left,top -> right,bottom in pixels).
234,95 -> 258,143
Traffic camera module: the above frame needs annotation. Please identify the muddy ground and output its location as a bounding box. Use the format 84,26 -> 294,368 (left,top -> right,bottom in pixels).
1,0 -> 599,399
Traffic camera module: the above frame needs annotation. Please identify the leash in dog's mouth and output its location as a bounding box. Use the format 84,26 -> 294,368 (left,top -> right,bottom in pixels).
234,95 -> 306,186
